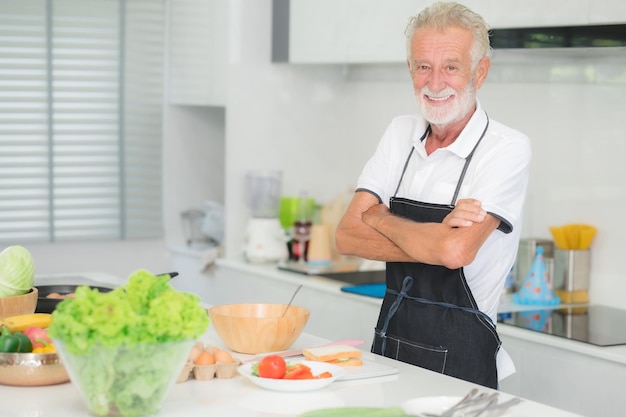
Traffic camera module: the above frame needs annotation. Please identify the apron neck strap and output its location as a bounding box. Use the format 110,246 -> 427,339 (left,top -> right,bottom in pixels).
450,114 -> 490,204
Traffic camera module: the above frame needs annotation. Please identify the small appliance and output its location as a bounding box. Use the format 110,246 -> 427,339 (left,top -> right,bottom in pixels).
244,170 -> 289,263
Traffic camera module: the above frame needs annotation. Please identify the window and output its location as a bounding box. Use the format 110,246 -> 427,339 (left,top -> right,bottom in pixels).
0,0 -> 164,243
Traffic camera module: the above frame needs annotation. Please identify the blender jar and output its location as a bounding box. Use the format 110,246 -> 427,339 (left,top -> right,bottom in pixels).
246,170 -> 282,218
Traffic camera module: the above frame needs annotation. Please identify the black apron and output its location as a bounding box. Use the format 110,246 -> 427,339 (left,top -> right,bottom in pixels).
371,118 -> 502,389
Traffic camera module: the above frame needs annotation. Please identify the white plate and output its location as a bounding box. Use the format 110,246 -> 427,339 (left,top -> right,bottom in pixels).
402,396 -> 462,415
238,360 -> 346,392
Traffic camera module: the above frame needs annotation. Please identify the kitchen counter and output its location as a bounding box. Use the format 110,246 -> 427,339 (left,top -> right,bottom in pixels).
1,332 -> 584,417
2,270 -> 583,417
215,258 -> 626,367
17,261 -> 623,416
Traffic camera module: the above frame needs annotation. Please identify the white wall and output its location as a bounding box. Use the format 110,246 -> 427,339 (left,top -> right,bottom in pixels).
162,105 -> 225,243
220,0 -> 626,309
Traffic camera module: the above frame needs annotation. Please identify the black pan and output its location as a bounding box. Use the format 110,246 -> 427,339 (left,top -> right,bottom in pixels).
34,272 -> 178,313
35,284 -> 115,313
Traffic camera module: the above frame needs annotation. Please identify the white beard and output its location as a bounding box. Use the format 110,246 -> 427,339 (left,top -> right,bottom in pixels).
416,81 -> 476,127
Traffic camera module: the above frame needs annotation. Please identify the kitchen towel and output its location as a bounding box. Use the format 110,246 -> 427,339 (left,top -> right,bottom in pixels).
341,283 -> 386,299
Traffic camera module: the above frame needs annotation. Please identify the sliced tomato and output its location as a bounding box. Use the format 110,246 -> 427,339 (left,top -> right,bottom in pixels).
283,363 -> 314,379
315,371 -> 333,379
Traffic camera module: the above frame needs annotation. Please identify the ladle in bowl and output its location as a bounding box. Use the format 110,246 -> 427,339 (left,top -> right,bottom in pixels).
282,284 -> 303,317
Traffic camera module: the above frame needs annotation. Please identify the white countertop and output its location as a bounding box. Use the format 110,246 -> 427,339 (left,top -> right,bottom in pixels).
2,314 -> 582,417
0,269 -> 586,417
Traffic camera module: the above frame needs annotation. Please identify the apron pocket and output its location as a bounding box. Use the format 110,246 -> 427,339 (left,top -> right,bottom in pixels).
373,330 -> 448,374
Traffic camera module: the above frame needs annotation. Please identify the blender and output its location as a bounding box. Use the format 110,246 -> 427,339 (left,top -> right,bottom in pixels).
244,170 -> 289,263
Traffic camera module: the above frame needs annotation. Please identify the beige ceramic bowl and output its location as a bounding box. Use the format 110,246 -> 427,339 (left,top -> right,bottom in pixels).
0,287 -> 38,320
208,303 -> 310,354
0,351 -> 70,386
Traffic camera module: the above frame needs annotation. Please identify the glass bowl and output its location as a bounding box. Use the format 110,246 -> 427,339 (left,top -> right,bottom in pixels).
54,339 -> 193,417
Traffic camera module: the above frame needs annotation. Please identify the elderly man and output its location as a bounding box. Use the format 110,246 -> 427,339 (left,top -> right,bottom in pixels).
335,2 -> 531,388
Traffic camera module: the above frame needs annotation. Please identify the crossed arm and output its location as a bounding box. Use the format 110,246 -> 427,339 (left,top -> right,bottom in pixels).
335,191 -> 499,269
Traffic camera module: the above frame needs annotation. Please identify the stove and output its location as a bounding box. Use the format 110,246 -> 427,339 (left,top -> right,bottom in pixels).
497,305 -> 626,347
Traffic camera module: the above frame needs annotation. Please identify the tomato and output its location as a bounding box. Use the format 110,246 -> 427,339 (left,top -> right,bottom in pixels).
283,363 -> 314,380
316,371 -> 333,379
257,355 -> 287,379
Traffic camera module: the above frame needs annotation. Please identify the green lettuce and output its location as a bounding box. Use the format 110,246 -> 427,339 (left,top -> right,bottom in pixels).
48,269 -> 209,417
48,269 -> 209,352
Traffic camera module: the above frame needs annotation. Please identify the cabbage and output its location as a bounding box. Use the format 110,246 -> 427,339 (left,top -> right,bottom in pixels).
0,245 -> 35,297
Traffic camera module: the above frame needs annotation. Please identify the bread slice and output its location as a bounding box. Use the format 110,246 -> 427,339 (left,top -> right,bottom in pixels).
302,344 -> 363,367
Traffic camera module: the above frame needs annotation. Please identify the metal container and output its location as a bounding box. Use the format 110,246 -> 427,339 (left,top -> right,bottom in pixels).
514,238 -> 555,291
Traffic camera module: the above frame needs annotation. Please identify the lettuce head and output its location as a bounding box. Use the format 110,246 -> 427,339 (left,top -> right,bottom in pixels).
0,245 -> 35,297
48,269 -> 210,353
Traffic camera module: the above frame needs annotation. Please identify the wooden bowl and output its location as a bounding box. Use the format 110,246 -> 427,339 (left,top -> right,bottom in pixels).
208,303 -> 310,354
0,287 -> 38,320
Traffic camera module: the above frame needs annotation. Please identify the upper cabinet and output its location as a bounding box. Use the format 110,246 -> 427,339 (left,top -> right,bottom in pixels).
588,0 -> 626,25
274,0 -> 626,64
486,0 -> 588,29
168,0 -> 229,106
285,0 -> 416,63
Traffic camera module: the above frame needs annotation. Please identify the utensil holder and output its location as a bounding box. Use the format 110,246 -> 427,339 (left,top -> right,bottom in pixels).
553,249 -> 590,303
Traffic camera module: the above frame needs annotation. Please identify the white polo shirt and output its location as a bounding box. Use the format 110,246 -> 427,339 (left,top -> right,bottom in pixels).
357,101 -> 531,380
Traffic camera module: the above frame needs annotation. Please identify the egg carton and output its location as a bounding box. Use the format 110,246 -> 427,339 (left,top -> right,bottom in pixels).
177,342 -> 241,383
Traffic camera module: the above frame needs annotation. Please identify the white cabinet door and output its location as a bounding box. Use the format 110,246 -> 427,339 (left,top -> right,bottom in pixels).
288,0 -> 351,63
588,0 -> 626,25
289,0 -> 415,63
168,0 -> 229,106
488,0 -> 588,29
499,333 -> 626,417
345,1 -> 416,63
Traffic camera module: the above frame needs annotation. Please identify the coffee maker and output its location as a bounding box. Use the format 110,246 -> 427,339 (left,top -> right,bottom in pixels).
244,170 -> 289,263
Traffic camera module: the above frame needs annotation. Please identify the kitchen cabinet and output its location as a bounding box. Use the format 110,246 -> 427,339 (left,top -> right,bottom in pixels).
275,0 -> 623,64
488,0 -> 588,29
168,0 -> 228,106
588,0 -> 626,25
285,0 -> 415,63
499,331 -> 626,417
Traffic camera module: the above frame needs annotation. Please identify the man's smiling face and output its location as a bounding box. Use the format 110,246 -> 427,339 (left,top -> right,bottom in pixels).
408,25 -> 488,127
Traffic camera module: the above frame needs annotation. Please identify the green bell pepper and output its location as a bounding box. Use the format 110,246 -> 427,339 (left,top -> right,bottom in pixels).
0,325 -> 33,353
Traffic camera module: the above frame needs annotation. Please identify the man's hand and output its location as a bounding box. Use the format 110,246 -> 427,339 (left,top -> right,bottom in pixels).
443,199 -> 486,228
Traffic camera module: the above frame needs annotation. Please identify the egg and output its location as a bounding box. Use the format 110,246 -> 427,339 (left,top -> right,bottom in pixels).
194,351 -> 216,365
213,348 -> 234,363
